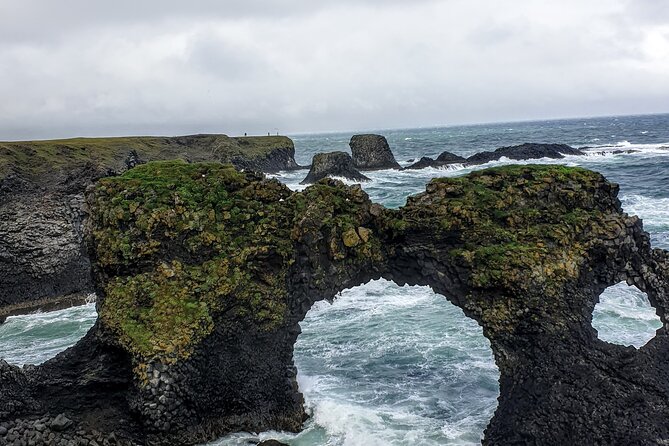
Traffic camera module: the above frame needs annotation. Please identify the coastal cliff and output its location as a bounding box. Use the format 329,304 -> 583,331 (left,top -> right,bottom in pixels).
2,161 -> 668,445
0,135 -> 300,317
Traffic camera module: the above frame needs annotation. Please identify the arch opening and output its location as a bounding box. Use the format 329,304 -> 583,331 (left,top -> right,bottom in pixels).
0,302 -> 97,366
288,279 -> 500,445
592,282 -> 662,348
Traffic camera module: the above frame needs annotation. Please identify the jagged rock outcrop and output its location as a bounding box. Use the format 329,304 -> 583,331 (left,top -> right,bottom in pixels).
349,134 -> 401,170
300,151 -> 369,184
2,162 -> 669,445
0,135 -> 301,317
466,142 -> 584,164
405,151 -> 466,170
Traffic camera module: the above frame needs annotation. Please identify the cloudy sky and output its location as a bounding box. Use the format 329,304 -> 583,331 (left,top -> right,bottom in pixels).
0,0 -> 668,139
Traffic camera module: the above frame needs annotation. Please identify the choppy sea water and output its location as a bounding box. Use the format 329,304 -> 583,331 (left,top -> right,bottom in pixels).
1,114 -> 668,445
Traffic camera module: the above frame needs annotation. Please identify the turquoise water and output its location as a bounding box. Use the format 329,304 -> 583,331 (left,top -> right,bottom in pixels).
1,113 -> 668,445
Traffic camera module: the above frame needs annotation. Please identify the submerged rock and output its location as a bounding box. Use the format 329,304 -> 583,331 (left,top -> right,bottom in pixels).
2,162 -> 669,445
300,151 -> 369,184
466,142 -> 584,164
349,134 -> 402,170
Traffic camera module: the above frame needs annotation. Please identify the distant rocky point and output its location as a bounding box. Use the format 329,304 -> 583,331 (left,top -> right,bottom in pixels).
466,142 -> 584,164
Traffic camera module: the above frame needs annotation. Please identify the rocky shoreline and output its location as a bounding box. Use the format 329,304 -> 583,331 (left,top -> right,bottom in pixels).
2,161 -> 668,445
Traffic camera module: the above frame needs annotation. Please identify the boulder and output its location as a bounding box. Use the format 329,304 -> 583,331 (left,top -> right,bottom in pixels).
300,152 -> 369,184
466,143 -> 584,165
349,134 -> 401,170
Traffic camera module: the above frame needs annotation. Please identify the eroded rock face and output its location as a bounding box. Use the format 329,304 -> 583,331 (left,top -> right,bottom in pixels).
0,135 -> 302,316
300,151 -> 369,184
349,134 -> 402,170
2,162 -> 669,445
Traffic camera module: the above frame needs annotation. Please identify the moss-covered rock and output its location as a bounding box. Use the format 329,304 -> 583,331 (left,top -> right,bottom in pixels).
4,162 -> 669,446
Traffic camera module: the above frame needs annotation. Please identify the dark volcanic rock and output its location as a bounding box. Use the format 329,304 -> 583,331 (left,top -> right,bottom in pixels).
436,151 -> 467,163
466,142 -> 584,164
0,135 -> 301,314
349,134 -> 401,170
405,151 -> 466,170
3,162 -> 669,445
257,441 -> 289,446
300,152 -> 369,184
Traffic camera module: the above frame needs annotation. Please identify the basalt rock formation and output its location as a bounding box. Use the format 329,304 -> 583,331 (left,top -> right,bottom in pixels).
300,151 -> 369,184
2,162 -> 669,445
405,151 -> 466,170
466,142 -> 584,164
349,134 -> 402,170
0,135 -> 301,317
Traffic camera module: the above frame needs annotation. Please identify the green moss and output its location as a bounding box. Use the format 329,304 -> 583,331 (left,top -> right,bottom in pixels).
402,165 -> 611,332
89,160 -> 295,363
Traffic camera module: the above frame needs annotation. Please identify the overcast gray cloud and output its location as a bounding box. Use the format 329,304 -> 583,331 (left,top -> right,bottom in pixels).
0,0 -> 667,139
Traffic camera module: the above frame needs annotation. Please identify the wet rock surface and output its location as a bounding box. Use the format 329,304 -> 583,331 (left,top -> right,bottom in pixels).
300,151 -> 369,184
2,162 -> 669,445
349,134 -> 402,170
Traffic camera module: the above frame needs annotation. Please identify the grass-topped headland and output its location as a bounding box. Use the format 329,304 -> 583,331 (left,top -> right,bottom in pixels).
0,134 -> 295,183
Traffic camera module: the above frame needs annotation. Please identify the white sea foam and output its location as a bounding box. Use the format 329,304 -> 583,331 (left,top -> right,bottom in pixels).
621,195 -> 669,228
592,282 -> 662,348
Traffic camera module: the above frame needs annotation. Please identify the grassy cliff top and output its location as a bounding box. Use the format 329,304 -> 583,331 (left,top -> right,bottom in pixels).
0,134 -> 293,182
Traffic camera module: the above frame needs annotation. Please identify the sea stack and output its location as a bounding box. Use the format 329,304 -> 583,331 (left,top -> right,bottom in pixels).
300,152 -> 370,184
349,134 -> 402,170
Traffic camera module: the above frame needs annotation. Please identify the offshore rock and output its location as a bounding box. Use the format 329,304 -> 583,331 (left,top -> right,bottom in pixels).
405,151 -> 466,170
300,151 -> 369,184
2,162 -> 669,445
0,135 -> 301,315
466,142 -> 584,164
349,134 -> 402,170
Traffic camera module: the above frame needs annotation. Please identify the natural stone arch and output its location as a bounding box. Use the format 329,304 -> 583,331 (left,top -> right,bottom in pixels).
1,161 -> 669,446
592,282 -> 662,347
294,279 -> 500,443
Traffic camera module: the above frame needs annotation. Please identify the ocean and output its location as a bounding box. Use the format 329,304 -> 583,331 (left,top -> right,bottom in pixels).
1,113 -> 668,445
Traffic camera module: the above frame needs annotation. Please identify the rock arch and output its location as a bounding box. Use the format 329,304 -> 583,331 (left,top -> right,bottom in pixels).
2,161 -> 669,445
